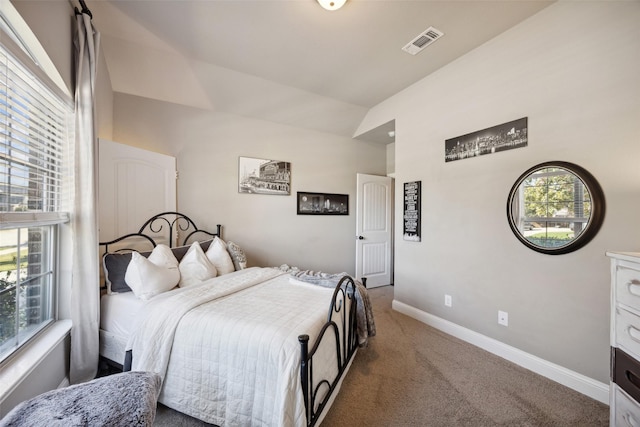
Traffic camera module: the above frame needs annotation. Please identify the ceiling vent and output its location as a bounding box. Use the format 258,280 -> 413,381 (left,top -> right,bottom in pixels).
402,26 -> 444,55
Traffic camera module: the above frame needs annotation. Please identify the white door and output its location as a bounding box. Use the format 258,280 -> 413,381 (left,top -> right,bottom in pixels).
98,139 -> 176,242
355,173 -> 393,288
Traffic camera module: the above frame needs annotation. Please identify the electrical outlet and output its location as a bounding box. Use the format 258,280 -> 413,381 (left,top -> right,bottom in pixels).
498,310 -> 508,326
444,294 -> 452,307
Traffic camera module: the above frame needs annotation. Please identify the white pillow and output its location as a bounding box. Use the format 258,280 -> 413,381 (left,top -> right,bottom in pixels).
205,237 -> 235,275
179,242 -> 217,288
125,244 -> 180,300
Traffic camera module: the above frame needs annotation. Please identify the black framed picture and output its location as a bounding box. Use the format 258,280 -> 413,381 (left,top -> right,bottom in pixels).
297,192 -> 349,215
445,117 -> 528,162
238,156 -> 291,195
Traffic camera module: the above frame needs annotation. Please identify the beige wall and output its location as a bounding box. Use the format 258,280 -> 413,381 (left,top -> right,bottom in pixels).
12,1 -> 114,139
112,93 -> 387,273
361,1 -> 640,384
0,334 -> 70,418
96,49 -> 114,139
11,1 -> 73,93
386,143 -> 395,176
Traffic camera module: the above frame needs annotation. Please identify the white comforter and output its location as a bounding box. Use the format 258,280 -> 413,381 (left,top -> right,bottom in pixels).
126,267 -> 341,426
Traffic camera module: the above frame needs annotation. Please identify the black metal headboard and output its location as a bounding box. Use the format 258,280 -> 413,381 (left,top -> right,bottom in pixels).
99,211 -> 222,254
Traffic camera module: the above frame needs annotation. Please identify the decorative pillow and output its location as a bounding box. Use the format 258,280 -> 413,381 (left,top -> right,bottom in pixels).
125,244 -> 180,300
103,252 -> 135,293
178,242 -> 217,288
227,241 -> 247,270
205,237 -> 235,275
103,241 -> 214,293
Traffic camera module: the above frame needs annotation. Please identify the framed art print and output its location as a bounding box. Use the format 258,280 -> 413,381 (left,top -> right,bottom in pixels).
238,156 -> 291,195
297,192 -> 348,215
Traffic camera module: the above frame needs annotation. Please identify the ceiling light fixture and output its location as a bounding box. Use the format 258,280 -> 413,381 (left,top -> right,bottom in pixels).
317,0 -> 346,11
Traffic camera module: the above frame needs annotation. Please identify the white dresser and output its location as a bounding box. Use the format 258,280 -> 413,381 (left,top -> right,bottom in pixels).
608,251 -> 640,426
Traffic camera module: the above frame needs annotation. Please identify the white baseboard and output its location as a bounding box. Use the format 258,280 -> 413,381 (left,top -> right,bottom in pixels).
392,299 -> 609,405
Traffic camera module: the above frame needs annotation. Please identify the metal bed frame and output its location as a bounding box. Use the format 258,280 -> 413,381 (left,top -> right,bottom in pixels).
299,275 -> 359,426
99,211 -> 359,426
99,211 -> 221,254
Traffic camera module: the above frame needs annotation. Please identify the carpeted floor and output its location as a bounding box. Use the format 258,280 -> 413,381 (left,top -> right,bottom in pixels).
153,285 -> 609,426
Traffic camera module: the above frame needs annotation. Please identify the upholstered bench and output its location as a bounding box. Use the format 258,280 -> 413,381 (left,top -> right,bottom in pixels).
0,371 -> 161,427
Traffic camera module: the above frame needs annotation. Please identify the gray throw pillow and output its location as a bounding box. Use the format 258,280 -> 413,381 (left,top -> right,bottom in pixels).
227,241 -> 247,270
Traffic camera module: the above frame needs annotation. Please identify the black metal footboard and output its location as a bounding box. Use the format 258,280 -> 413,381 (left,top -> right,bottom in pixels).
298,275 -> 360,427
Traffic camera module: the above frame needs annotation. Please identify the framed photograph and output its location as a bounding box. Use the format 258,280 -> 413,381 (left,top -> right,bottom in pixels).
297,192 -> 349,215
445,117 -> 528,162
238,156 -> 291,195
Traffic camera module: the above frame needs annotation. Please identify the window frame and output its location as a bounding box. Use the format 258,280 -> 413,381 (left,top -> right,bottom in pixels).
0,221 -> 63,364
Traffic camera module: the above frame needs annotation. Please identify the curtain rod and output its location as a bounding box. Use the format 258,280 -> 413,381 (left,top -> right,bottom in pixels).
75,0 -> 92,19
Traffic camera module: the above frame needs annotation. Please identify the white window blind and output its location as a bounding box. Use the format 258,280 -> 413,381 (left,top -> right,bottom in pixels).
0,42 -> 69,214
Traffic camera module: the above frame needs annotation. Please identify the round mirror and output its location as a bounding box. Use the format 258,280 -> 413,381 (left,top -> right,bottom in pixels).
507,161 -> 605,255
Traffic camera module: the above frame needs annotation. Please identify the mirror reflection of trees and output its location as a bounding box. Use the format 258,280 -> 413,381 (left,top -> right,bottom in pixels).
508,161 -> 604,255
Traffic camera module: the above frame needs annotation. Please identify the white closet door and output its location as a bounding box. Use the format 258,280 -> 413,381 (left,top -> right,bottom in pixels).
98,139 -> 176,242
355,173 -> 393,288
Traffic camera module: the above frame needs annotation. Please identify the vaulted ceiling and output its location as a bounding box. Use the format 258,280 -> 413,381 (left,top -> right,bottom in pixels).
89,0 -> 553,143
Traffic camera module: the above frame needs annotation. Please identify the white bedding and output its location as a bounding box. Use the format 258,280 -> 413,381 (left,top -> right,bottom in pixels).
124,267 -> 346,427
100,291 -> 144,365
100,291 -> 143,338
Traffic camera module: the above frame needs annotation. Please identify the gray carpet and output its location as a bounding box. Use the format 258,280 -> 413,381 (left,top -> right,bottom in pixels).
154,285 -> 608,426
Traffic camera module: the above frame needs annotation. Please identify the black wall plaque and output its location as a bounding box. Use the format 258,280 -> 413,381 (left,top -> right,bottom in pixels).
403,181 -> 421,242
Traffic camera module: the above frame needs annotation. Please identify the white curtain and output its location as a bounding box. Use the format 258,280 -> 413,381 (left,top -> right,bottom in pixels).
70,9 -> 101,384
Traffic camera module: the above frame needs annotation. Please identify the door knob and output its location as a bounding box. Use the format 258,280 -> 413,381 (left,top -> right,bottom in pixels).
357,235 -> 364,240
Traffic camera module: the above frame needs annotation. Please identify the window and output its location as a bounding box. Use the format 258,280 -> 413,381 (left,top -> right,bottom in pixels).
0,32 -> 71,363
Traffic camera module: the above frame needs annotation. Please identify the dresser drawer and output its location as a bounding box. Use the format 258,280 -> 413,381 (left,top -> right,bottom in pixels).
615,307 -> 640,360
616,266 -> 640,311
614,347 -> 640,404
612,382 -> 640,427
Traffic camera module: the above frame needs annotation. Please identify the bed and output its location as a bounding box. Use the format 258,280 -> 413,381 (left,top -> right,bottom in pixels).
98,212 -> 371,426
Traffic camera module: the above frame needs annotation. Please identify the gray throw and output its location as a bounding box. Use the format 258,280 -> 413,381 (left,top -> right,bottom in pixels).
276,265 -> 377,346
0,371 -> 161,427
